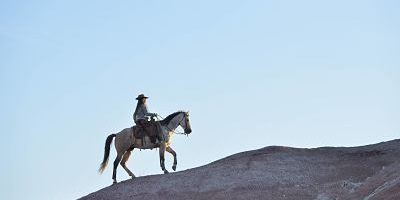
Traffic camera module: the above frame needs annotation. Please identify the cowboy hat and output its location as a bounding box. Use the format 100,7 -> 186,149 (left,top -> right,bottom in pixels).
136,94 -> 149,100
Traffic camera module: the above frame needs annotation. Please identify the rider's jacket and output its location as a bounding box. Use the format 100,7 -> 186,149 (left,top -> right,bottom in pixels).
134,104 -> 156,122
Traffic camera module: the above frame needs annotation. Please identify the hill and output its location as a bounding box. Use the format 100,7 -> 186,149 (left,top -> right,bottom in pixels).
79,139 -> 400,200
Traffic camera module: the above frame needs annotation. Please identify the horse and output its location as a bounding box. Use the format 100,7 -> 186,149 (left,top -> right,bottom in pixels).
98,111 -> 192,184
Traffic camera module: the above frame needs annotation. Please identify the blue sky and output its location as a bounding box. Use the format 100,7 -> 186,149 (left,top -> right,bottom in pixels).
0,0 -> 399,200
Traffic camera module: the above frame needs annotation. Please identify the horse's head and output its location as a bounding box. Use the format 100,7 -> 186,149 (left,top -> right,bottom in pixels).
179,111 -> 192,134
161,111 -> 192,134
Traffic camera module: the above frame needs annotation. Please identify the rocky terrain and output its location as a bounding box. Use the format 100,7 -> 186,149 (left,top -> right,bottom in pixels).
79,139 -> 400,200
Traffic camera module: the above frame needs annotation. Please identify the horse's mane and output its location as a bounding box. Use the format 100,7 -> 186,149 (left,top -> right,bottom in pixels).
160,111 -> 184,126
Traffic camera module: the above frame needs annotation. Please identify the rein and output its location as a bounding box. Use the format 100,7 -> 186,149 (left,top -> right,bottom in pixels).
156,114 -> 188,136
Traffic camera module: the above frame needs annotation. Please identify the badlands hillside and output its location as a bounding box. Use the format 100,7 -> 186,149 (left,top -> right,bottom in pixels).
79,139 -> 400,200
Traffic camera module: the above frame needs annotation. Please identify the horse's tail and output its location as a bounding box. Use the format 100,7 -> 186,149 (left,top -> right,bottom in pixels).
98,134 -> 116,174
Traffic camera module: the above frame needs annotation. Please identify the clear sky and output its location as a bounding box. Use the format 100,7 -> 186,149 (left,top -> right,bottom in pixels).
0,0 -> 399,200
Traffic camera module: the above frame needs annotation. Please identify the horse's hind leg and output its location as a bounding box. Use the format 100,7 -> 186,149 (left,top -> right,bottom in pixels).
112,153 -> 123,184
166,146 -> 177,171
120,150 -> 135,178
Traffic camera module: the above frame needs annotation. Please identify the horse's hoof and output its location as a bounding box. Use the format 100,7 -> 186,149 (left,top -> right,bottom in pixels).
131,175 -> 136,179
172,166 -> 176,171
164,170 -> 169,174
112,181 -> 117,184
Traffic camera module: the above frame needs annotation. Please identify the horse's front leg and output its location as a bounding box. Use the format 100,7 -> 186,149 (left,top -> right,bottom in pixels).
159,142 -> 169,174
166,146 -> 177,171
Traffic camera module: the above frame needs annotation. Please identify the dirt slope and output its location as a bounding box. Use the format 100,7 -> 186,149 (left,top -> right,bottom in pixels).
79,139 -> 400,200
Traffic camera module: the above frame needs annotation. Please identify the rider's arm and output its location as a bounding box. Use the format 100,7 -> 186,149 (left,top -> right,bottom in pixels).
143,104 -> 157,117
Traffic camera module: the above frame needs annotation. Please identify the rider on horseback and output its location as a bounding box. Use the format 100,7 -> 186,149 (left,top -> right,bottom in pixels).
133,94 -> 159,143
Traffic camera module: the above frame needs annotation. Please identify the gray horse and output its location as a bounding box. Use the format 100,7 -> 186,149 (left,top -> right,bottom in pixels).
99,111 -> 192,183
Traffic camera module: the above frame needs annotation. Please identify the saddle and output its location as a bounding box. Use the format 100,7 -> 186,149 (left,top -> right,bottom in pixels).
132,120 -> 161,144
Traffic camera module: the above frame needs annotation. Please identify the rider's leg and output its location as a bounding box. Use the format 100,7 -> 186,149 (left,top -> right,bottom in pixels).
138,119 -> 157,143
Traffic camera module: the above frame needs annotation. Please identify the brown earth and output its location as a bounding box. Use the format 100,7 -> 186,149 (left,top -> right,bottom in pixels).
79,139 -> 400,200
